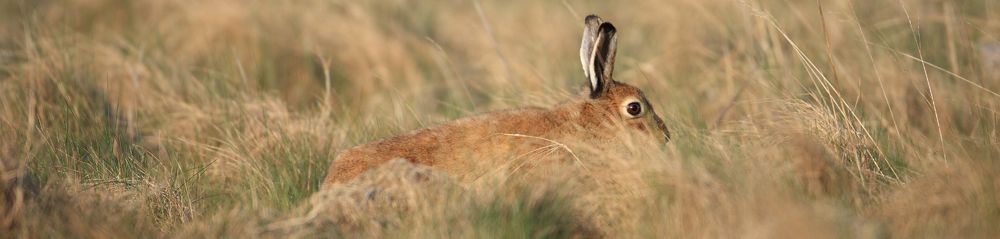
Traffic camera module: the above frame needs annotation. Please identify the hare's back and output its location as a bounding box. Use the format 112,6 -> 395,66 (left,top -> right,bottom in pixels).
323,107 -> 566,185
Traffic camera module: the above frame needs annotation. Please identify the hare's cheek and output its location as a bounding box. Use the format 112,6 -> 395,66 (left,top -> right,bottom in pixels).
629,121 -> 648,132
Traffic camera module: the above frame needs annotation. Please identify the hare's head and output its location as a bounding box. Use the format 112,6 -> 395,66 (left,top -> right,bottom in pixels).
578,15 -> 670,143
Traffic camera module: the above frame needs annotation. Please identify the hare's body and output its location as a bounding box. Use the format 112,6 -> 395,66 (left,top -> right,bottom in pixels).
325,99 -> 609,184
323,15 -> 670,186
325,107 -> 561,184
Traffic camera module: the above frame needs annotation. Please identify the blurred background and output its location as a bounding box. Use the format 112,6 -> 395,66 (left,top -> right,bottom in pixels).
1,0 -> 999,238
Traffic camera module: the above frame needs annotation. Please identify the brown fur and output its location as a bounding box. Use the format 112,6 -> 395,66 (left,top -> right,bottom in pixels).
323,15 -> 670,186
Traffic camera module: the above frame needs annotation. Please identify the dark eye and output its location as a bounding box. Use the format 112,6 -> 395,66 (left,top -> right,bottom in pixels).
626,102 -> 642,116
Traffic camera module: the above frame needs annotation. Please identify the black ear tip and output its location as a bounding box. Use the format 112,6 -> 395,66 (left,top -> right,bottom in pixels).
599,22 -> 617,34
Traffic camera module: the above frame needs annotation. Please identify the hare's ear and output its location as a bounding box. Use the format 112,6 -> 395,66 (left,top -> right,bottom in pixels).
580,15 -> 603,81
587,22 -> 617,98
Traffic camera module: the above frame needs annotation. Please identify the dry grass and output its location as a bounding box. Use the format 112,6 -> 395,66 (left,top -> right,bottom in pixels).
1,0 -> 999,238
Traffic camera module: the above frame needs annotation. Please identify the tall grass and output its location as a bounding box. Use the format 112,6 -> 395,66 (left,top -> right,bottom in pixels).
2,0 -> 999,238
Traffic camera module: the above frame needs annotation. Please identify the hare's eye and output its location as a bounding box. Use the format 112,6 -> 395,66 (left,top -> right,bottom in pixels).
626,102 -> 642,116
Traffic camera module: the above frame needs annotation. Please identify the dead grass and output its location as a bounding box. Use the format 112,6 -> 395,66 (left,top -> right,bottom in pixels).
1,0 -> 999,238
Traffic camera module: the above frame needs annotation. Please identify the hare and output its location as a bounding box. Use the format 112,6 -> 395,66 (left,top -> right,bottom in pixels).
323,15 -> 670,186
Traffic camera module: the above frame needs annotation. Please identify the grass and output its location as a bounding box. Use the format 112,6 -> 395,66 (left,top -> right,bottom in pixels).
2,0 -> 1000,238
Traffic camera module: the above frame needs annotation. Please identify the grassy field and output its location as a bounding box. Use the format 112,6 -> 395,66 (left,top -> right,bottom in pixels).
1,0 -> 999,238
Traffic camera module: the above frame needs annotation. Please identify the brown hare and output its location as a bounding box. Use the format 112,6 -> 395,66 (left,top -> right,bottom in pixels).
323,15 -> 670,186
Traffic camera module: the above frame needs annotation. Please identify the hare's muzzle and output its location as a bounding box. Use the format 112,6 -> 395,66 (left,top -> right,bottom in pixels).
654,115 -> 670,142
